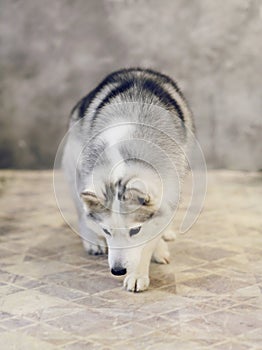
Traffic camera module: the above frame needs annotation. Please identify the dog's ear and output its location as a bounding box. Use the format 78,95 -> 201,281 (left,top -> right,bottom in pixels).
81,191 -> 101,210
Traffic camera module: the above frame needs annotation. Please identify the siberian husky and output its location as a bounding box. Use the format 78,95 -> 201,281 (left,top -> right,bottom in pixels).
63,68 -> 194,292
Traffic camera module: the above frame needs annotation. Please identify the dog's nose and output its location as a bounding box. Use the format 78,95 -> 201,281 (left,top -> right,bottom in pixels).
111,267 -> 127,276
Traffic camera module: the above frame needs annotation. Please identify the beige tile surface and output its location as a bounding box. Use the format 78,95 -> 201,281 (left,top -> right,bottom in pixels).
0,170 -> 261,349
0,289 -> 65,316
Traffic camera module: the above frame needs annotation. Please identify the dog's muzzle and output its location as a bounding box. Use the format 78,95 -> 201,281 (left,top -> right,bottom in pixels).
111,267 -> 127,276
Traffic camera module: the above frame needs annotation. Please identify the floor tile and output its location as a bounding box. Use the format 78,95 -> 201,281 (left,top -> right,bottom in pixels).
0,170 -> 261,349
0,331 -> 57,350
0,289 -> 65,316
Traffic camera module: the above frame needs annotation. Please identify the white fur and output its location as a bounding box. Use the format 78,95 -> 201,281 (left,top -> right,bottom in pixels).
63,68 -> 194,292
100,123 -> 133,147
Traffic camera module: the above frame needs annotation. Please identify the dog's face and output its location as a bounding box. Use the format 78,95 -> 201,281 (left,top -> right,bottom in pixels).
81,174 -> 164,274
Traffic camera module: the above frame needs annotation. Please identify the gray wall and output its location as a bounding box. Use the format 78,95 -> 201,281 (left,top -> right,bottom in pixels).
0,0 -> 261,170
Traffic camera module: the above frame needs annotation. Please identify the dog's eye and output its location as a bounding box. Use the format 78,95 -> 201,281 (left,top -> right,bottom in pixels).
103,228 -> 111,236
138,196 -> 150,205
129,226 -> 141,237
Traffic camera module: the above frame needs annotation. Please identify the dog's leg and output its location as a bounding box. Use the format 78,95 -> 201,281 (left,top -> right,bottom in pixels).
152,238 -> 170,264
162,230 -> 176,241
123,238 -> 159,292
82,239 -> 107,256
162,229 -> 176,241
79,214 -> 107,255
63,150 -> 107,255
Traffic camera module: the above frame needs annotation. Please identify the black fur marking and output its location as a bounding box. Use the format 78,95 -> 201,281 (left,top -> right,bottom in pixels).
148,212 -> 154,219
70,70 -> 127,119
117,179 -> 126,201
71,70 -> 136,120
143,69 -> 183,97
87,212 -> 101,221
78,89 -> 98,119
103,228 -> 111,236
114,67 -> 183,97
104,182 -> 115,203
70,88 -> 99,119
70,68 -> 185,124
91,80 -> 135,126
129,226 -> 141,237
99,67 -> 184,102
142,79 -> 184,122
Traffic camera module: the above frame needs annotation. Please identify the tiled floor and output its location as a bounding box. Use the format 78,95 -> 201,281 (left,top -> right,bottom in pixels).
0,170 -> 261,349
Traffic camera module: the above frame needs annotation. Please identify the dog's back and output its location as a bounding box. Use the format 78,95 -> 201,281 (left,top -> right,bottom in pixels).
71,68 -> 193,131
68,68 -> 194,181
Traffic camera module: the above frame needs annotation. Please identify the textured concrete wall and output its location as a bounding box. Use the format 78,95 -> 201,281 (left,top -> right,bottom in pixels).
0,0 -> 261,170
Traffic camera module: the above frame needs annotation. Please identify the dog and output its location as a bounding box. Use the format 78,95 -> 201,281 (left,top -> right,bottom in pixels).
63,68 -> 194,292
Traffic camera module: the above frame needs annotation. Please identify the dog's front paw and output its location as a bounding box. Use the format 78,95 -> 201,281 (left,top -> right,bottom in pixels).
152,239 -> 170,264
162,230 -> 176,241
82,240 -> 107,255
123,273 -> 150,292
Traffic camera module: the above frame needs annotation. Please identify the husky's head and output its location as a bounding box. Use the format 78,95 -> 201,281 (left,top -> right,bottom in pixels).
80,164 -> 175,276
